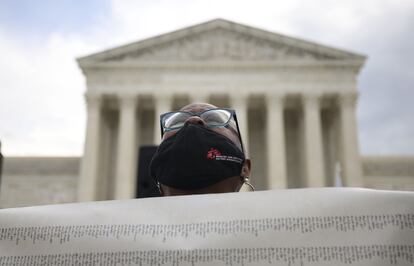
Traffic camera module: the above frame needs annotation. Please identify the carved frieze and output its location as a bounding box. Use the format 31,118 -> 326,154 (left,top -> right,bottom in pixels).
104,28 -> 337,62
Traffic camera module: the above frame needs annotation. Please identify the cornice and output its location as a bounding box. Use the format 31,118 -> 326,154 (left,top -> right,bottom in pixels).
79,59 -> 365,72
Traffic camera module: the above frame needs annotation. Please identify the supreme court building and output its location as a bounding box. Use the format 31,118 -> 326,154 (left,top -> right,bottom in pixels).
2,19 -> 414,208
77,19 -> 365,201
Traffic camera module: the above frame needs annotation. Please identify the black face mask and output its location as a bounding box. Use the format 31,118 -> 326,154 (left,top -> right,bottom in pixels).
149,124 -> 245,190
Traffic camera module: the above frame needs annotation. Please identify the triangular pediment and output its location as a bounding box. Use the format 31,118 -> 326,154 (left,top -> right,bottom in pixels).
78,19 -> 365,65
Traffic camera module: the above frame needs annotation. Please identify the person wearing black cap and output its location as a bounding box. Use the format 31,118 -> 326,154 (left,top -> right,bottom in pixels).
150,103 -> 254,196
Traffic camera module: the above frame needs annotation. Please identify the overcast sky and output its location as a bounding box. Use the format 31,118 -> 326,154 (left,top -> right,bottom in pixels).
0,0 -> 413,156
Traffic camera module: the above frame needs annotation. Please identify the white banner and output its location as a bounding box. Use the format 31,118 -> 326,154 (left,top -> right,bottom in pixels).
1,188 -> 414,265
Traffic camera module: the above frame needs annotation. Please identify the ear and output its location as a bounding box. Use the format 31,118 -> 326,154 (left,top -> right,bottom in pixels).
241,159 -> 251,178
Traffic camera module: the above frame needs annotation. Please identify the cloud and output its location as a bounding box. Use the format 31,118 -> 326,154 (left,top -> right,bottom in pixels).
354,5 -> 414,155
0,30 -> 90,155
0,0 -> 413,156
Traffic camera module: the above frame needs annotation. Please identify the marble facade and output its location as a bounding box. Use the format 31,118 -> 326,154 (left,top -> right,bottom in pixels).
77,19 -> 366,201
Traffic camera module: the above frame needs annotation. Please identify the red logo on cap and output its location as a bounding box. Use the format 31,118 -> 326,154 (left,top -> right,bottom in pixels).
207,148 -> 221,160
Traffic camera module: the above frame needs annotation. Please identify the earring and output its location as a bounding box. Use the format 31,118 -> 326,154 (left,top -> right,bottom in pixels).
240,176 -> 255,192
156,182 -> 163,195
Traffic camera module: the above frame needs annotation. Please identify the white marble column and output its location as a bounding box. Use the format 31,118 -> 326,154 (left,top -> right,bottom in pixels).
114,95 -> 138,199
190,93 -> 209,104
266,94 -> 287,189
78,94 -> 102,201
153,95 -> 172,144
231,94 -> 249,156
338,92 -> 363,186
303,94 -> 325,187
